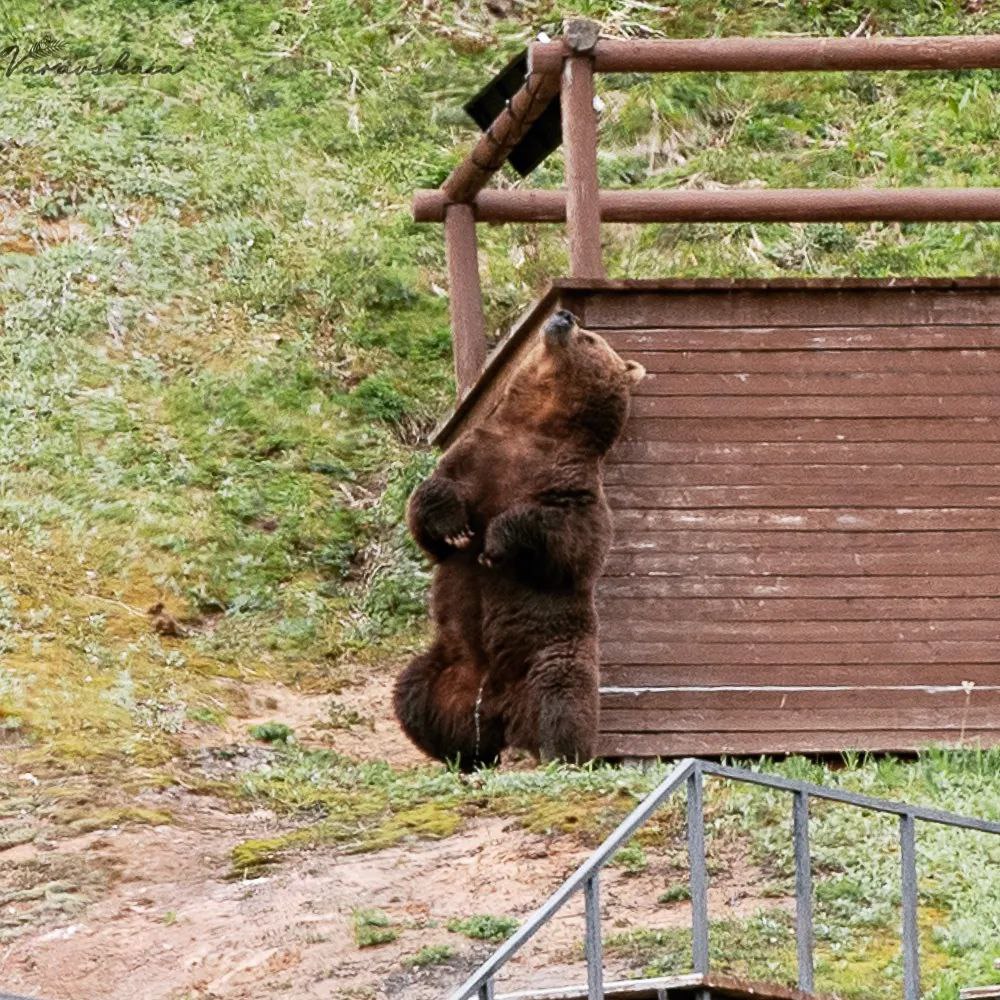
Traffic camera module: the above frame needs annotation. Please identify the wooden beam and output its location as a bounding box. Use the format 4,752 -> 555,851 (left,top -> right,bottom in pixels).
414,186 -> 1000,224
530,34 -> 1000,74
561,46 -> 604,278
444,203 -> 487,397
441,71 -> 562,204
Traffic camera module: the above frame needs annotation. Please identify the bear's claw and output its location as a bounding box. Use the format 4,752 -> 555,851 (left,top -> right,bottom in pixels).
478,552 -> 495,568
446,529 -> 473,549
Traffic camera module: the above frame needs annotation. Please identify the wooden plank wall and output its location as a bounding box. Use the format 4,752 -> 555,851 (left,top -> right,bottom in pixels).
582,285 -> 1000,757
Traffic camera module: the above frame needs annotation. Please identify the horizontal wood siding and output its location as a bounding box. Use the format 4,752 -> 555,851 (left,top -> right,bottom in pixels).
587,284 -> 1000,757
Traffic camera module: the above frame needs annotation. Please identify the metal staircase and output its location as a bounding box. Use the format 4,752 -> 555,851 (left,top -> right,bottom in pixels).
449,758 -> 1000,1000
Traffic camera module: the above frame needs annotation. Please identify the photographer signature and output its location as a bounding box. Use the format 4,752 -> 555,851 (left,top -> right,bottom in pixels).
2,34 -> 185,77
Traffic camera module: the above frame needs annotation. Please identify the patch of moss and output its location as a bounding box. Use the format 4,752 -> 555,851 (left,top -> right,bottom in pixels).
357,800 -> 461,853
508,792 -> 634,844
61,806 -> 173,834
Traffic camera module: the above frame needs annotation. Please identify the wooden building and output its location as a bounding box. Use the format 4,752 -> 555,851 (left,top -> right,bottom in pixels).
414,25 -> 1000,757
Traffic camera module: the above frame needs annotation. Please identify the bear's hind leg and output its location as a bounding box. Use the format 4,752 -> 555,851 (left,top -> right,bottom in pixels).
529,644 -> 599,764
393,645 -> 503,771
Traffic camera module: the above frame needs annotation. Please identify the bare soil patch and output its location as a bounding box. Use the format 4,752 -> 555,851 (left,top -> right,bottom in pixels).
1,675 -> 790,999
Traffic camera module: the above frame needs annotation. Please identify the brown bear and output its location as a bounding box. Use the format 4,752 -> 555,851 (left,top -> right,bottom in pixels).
393,309 -> 645,769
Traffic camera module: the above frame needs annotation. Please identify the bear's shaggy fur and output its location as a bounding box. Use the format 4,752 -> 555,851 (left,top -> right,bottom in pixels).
393,310 -> 645,768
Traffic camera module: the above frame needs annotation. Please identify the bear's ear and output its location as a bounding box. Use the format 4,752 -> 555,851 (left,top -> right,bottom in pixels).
543,309 -> 577,348
624,360 -> 647,385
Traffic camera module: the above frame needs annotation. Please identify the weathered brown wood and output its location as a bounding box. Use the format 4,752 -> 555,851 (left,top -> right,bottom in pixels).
611,507 -> 1000,531
600,639 -> 1000,665
499,971 -> 832,1000
599,575 -> 1000,598
615,348 -> 1000,374
534,34 -> 1000,75
610,508 -> 1000,533
600,663 -> 1000,688
439,72 -> 562,204
600,708 -> 1000,733
604,464 -> 1000,486
596,596 -> 1000,622
585,290 -> 1000,329
596,729 -> 1000,757
607,483 -> 1000,508
600,687 -> 1000,710
612,440 -> 1000,463
608,529 -> 1000,552
444,204 -> 488,396
629,394 -> 1000,418
602,326 -> 1000,350
637,372 -> 1000,396
620,418 -> 1000,444
413,187 -> 1000,224
529,34 -> 1000,75
431,279 -> 1000,755
598,617 -> 1000,643
604,548 -> 1000,577
561,57 -> 604,278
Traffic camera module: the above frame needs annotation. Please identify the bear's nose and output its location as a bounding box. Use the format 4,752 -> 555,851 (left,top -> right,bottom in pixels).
544,310 -> 577,336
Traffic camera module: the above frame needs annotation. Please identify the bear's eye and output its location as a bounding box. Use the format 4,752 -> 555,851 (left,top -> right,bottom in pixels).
580,334 -> 597,346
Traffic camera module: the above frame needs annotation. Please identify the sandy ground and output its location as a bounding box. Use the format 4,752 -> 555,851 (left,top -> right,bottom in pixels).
0,676 -> 791,1000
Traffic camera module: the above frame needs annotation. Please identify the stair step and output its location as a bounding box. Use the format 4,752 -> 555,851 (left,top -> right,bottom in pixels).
497,973 -> 829,1000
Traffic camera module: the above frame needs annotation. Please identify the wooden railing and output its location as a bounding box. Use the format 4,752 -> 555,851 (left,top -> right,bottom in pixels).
413,22 -> 1000,397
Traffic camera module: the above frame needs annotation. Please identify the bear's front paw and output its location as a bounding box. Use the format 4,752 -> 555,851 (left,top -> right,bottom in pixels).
445,528 -> 474,549
478,550 -> 497,569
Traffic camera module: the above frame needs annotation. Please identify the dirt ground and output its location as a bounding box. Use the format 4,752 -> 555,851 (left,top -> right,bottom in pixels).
0,676 -> 791,1000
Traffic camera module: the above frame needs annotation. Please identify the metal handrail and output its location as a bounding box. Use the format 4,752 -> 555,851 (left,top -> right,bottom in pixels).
449,757 -> 1000,1000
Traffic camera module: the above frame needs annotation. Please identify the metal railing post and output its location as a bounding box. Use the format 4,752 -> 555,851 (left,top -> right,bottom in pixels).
793,790 -> 815,994
584,874 -> 604,1000
900,812 -> 921,1000
477,980 -> 494,1000
687,764 -> 710,975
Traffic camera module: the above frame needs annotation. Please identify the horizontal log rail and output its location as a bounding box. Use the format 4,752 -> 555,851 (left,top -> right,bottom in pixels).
414,186 -> 1000,224
529,33 -> 1000,74
422,27 -> 1000,401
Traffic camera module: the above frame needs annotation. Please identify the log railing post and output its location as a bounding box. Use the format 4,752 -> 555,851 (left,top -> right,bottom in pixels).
444,203 -> 488,398
561,19 -> 605,279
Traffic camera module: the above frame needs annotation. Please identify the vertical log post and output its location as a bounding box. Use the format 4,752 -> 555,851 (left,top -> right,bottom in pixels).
561,19 -> 605,279
444,203 -> 488,397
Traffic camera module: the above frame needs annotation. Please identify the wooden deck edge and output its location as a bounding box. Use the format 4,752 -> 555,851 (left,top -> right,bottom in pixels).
431,275 -> 1000,449
495,972 -> 835,1000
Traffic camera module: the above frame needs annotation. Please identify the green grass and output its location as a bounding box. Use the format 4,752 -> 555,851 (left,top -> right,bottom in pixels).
6,0 -> 1000,767
446,914 -> 520,943
406,943 -> 455,968
352,908 -> 398,949
4,4 -> 1000,995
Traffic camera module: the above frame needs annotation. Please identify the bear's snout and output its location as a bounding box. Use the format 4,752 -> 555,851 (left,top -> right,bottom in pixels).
544,309 -> 578,338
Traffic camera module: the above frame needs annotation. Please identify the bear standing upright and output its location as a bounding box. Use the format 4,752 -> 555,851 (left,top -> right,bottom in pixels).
393,310 -> 646,768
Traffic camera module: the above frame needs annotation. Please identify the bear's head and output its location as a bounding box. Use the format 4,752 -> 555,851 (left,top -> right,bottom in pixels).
496,309 -> 646,454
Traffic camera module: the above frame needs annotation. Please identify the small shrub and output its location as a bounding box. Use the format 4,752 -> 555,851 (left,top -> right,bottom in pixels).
249,721 -> 294,744
611,842 -> 648,875
353,908 -> 398,948
447,914 -> 519,943
407,943 -> 454,968
658,884 -> 692,904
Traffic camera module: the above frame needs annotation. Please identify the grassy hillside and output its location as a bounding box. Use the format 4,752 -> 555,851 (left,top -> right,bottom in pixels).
5,0 -> 1000,761
2,2 -> 1000,996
